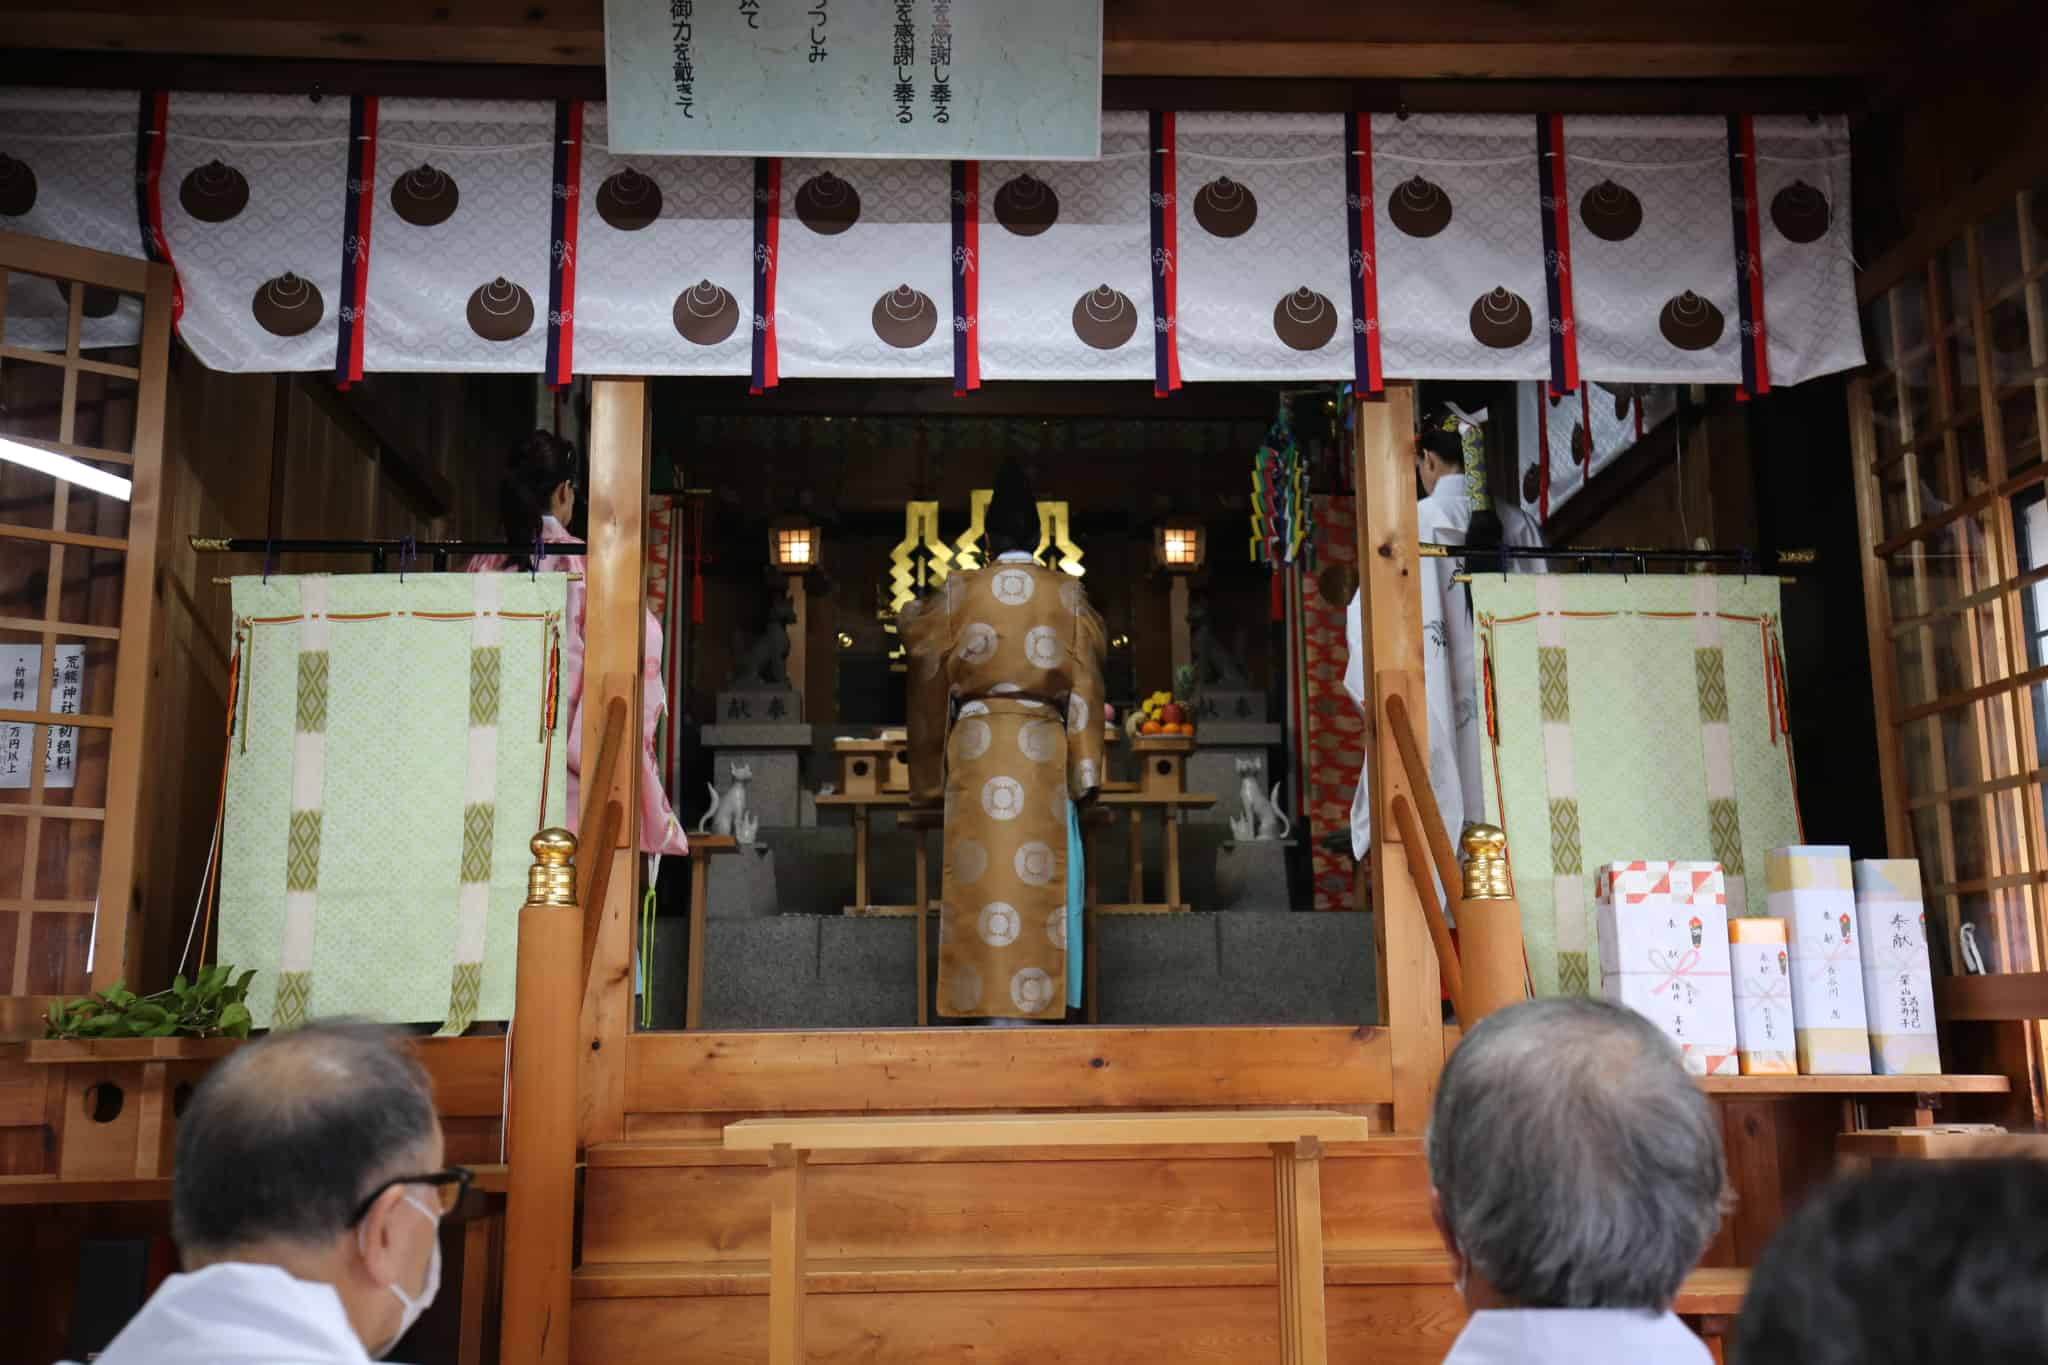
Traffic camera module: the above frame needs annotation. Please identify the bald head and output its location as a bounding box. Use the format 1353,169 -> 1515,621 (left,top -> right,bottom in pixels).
1427,997 -> 1726,1310
172,1019 -> 437,1260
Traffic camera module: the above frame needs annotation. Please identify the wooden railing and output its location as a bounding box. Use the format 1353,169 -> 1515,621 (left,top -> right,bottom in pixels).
501,694 -> 631,1365
1382,690 -> 1526,1027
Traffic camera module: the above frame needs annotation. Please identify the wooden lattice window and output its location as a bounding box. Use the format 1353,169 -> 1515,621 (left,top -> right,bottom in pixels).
1850,183 -> 2048,987
0,231 -> 170,1024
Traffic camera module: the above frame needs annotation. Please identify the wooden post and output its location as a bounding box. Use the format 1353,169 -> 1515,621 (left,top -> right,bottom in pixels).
686,852 -> 709,1031
913,829 -> 929,1026
578,378 -> 649,1148
501,830 -> 580,1365
1457,826 -> 1529,1026
768,1144 -> 807,1365
1844,380 -> 1913,857
1169,574 -> 1192,676
1271,1136 -> 1330,1365
1353,385 -> 1445,1134
853,806 -> 870,913
95,261 -> 175,991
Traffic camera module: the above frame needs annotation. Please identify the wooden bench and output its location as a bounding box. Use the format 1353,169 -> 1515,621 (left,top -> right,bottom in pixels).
724,1109 -> 1372,1365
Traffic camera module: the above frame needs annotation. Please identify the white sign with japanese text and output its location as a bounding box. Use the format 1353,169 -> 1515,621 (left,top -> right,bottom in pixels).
0,643 -> 86,789
603,0 -> 1102,159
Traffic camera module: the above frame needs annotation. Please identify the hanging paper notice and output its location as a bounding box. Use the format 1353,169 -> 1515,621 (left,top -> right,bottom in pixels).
0,643 -> 86,789
603,0 -> 1102,159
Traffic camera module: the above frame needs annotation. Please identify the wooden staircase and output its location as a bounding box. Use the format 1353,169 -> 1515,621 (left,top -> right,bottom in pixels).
565,1122 -> 1743,1363
570,1125 -> 1457,1364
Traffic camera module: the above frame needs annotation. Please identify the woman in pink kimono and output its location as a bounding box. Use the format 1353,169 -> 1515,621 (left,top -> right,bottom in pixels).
469,431 -> 689,857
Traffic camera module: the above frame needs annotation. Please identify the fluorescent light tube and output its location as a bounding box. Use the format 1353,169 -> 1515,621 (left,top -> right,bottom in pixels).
0,435 -> 132,502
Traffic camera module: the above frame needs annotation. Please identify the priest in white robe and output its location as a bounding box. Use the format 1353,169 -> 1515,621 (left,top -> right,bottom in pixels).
1344,406 -> 1544,876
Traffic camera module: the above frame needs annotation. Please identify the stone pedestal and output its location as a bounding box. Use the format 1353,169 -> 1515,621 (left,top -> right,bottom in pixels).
715,688 -> 802,724
696,724 -> 814,829
1213,839 -> 1296,912
1186,721 -> 1284,826
706,843 -> 780,918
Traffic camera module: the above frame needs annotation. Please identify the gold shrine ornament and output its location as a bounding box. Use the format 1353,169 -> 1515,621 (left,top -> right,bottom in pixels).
888,494 -> 1084,612
1461,823 -> 1515,903
888,501 -> 953,612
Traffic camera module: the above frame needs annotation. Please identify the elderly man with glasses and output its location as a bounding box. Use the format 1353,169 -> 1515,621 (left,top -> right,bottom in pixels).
1429,996 -> 1729,1364
79,1019 -> 467,1364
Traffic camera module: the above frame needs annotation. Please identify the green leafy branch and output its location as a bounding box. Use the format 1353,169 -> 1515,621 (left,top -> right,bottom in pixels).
44,965 -> 257,1041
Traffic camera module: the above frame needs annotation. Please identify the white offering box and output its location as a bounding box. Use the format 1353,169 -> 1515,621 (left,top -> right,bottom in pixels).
1596,861 -> 1737,1077
1728,917 -> 1797,1076
1853,860 -> 1942,1075
1767,845 -> 1873,1075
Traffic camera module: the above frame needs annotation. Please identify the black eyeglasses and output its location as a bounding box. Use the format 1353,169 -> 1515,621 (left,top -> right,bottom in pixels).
350,1165 -> 473,1226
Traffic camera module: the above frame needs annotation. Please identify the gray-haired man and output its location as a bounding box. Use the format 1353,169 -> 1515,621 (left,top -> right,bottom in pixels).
77,1020 -> 465,1364
1429,996 -> 1727,1364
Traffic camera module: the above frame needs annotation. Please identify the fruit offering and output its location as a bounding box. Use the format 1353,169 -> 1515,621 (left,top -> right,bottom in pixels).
1132,689 -> 1196,738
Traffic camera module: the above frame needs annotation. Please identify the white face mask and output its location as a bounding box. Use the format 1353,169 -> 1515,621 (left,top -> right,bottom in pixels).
362,1193 -> 443,1358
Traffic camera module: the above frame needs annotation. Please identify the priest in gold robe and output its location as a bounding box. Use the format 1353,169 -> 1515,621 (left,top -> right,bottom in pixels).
900,461 -> 1107,1023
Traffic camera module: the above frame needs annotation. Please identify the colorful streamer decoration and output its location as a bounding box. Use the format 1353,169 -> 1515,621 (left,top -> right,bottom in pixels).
1248,404 -> 1312,575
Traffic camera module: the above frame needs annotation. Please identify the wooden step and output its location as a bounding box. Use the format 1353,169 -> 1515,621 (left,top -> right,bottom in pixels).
572,1280 -> 1467,1365
574,1251 -> 1747,1309
581,1139 -> 1438,1264
567,1257 -> 1746,1365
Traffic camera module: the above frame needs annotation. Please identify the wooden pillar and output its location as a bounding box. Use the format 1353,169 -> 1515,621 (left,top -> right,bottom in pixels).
1353,385 -> 1445,1134
94,263 -> 175,992
501,830 -> 581,1365
1168,574 -> 1191,677
768,1145 -> 808,1365
1272,1136 -> 1330,1365
786,574 -> 808,713
579,378 -> 649,1148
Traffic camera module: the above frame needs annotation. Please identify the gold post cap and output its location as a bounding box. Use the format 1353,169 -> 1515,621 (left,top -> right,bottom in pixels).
528,828 -> 579,907
1461,823 -> 1515,903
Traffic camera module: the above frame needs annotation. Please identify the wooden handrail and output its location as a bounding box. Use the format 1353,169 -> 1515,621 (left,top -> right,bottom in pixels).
1382,691 -> 1465,923
1390,795 -> 1467,1024
576,695 -> 630,987
500,830 -> 582,1365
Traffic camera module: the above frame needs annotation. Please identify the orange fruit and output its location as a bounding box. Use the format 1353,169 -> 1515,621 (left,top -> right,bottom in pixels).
1179,723 -> 1196,736
1141,721 -> 1162,736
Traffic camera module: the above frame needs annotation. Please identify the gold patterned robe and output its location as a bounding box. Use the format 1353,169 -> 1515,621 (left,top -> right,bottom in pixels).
901,559 -> 1107,1020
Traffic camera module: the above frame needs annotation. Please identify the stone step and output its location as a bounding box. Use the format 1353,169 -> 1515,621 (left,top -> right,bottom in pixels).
642,911 -> 1377,1031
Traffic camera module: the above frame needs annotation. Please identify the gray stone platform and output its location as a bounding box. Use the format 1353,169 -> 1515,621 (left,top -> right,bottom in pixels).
642,910 -> 1376,1030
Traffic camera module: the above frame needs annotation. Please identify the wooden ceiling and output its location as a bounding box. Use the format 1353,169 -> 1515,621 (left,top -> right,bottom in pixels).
0,0 -> 2025,111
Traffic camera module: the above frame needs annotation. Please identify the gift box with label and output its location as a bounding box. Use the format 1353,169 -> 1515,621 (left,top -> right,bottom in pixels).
1853,859 -> 1941,1075
1728,917 -> 1797,1076
1595,861 -> 1737,1076
1767,845 -> 1873,1075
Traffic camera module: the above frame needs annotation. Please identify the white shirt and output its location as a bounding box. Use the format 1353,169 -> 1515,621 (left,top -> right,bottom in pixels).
1444,1308 -> 1714,1365
73,1262 -> 387,1365
1344,474 -> 1545,867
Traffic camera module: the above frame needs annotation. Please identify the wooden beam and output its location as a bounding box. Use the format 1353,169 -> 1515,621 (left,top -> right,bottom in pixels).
1936,972 -> 2048,1022
625,1026 -> 1393,1115
1102,39 -> 1895,81
577,378 -> 648,1151
0,54 -> 1875,117
0,0 -> 1924,80
1351,384 -> 1444,1135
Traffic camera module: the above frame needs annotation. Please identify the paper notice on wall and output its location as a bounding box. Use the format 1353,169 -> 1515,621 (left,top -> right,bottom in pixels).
0,643 -> 86,789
